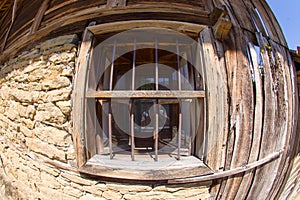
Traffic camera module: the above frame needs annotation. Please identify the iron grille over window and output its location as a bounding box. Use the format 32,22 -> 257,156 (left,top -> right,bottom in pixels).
75,24 -> 211,180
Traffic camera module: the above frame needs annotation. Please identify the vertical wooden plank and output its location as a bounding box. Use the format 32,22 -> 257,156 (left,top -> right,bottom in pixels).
259,0 -> 287,47
267,42 -> 298,199
225,0 -> 255,31
250,0 -> 286,47
73,26 -> 94,167
29,0 -> 50,34
234,42 -> 264,199
216,27 -> 254,200
199,27 -> 230,171
193,40 -> 207,160
246,38 -> 280,200
198,26 -> 229,200
243,1 -> 267,36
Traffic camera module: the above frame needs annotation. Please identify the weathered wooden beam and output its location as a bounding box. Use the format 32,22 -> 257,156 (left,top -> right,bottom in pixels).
1,0 -> 17,52
212,17 -> 232,41
106,0 -> 126,8
80,155 -> 213,180
209,7 -> 232,41
29,0 -> 50,34
73,23 -> 95,168
209,7 -> 227,23
88,20 -> 205,36
86,90 -> 205,99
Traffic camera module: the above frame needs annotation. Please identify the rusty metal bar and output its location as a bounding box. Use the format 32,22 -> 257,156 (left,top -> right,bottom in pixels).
109,40 -> 117,91
130,100 -> 135,161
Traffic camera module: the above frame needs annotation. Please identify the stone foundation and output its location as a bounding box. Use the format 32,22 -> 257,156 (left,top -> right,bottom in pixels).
0,35 -> 211,200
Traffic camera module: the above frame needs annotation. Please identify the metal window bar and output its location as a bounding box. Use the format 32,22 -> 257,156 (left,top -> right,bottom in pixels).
176,39 -> 182,160
154,39 -> 159,161
155,39 -> 159,91
130,40 -> 136,161
155,100 -> 159,161
132,39 -> 136,90
109,40 -> 117,91
130,100 -> 135,161
109,40 -> 116,159
176,40 -> 182,91
178,112 -> 182,160
108,110 -> 113,159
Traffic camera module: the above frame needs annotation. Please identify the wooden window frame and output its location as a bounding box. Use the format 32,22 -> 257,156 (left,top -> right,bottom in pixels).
73,20 -> 212,180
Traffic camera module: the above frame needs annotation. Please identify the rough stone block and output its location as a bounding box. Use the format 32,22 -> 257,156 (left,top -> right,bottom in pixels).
61,172 -> 97,186
42,76 -> 71,91
26,138 -> 66,162
107,183 -> 152,194
35,102 -> 66,124
33,125 -> 70,146
46,89 -> 71,102
102,190 -> 122,200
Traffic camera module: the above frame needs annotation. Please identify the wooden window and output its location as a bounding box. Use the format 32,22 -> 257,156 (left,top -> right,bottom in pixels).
74,21 -> 213,180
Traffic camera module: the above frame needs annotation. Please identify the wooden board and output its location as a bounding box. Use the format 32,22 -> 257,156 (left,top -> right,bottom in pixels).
217,26 -> 254,200
73,26 -> 95,167
86,90 -> 205,99
199,27 -> 229,172
80,154 -> 213,180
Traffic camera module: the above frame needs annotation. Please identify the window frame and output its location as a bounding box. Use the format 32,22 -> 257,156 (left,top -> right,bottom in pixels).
73,20 -> 212,180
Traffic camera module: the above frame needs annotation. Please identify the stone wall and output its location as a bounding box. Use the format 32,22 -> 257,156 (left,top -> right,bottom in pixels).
0,35 -> 211,200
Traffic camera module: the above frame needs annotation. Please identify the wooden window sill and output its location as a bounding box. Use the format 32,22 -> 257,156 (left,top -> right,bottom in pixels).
79,155 -> 213,181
